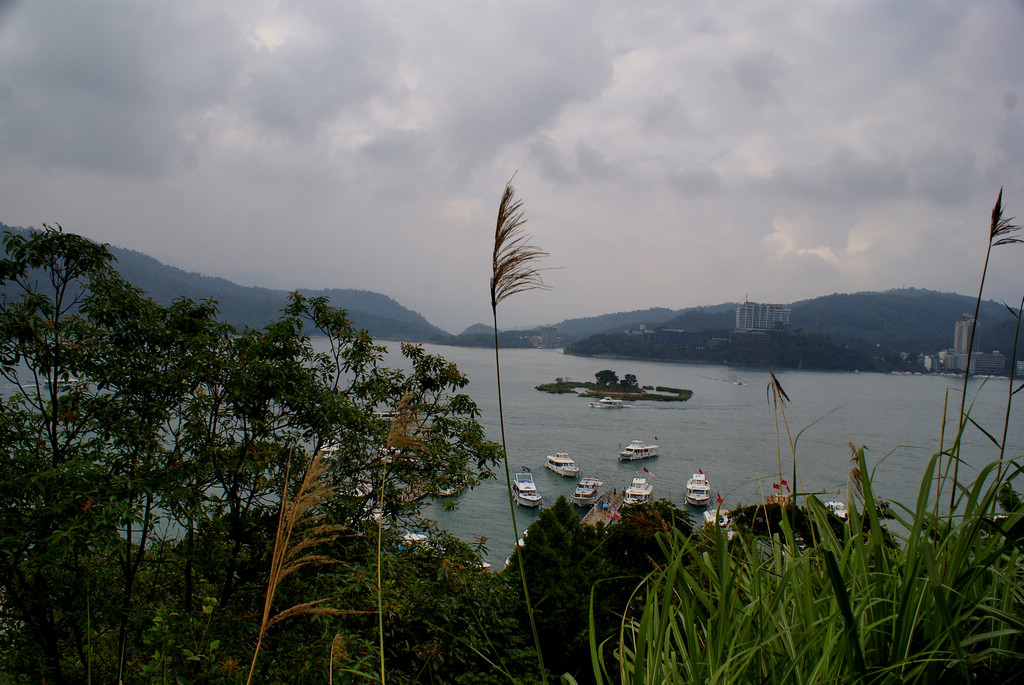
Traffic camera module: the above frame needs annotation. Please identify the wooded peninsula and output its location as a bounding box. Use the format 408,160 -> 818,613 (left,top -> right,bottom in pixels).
535,369 -> 693,402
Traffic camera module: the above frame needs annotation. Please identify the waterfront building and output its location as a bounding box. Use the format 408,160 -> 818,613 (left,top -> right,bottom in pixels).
970,352 -> 1006,375
954,315 -> 979,354
735,300 -> 791,331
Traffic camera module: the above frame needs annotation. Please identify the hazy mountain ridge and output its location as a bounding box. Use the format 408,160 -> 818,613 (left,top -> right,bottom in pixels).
788,289 -> 1016,354
557,290 -> 1017,356
4,224 -> 1018,354
1,225 -> 448,341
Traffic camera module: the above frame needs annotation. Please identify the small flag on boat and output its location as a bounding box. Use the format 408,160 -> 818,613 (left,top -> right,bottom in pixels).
772,483 -> 780,490
642,467 -> 649,473
780,479 -> 787,486
699,468 -> 703,474
654,436 -> 658,440
716,492 -> 723,504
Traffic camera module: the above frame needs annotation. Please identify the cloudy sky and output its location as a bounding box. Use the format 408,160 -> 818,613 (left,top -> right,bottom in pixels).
1,1 -> 1023,333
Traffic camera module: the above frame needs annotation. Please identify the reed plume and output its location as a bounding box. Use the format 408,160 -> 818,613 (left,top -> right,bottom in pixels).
490,178 -> 551,309
246,449 -> 348,684
489,176 -> 550,682
951,189 -> 1021,509
386,392 -> 424,459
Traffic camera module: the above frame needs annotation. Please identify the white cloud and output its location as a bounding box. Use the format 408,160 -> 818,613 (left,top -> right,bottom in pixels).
1,0 -> 1023,332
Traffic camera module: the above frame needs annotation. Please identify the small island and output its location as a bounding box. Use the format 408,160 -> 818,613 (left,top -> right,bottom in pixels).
536,369 -> 693,402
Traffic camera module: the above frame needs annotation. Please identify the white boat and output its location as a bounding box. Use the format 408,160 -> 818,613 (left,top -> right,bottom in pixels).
545,452 -> 580,477
686,472 -> 711,507
590,396 -> 624,409
400,532 -> 428,547
703,508 -> 730,527
512,469 -> 542,507
622,475 -> 653,504
825,500 -> 849,520
618,439 -> 659,461
570,476 -> 604,506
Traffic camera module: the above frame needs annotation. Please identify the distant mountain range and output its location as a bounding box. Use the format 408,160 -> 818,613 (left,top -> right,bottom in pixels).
3,223 -> 1020,355
1,224 -> 449,341
542,292 -> 1019,357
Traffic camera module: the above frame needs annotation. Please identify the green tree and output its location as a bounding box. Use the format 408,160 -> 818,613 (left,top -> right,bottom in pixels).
621,373 -> 638,389
1,226 -> 505,683
594,369 -> 618,387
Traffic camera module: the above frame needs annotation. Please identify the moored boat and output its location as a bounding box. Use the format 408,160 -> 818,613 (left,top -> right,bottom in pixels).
570,476 -> 604,506
686,471 -> 711,507
512,468 -> 542,507
622,474 -> 653,505
590,396 -> 624,409
545,452 -> 581,477
618,439 -> 658,461
824,500 -> 849,520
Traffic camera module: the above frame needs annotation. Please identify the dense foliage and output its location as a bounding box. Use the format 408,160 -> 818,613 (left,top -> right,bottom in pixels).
503,497 -> 694,685
593,450 -> 1024,684
0,227 -> 507,683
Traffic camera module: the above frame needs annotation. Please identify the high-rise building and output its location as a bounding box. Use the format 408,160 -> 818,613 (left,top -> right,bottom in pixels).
735,300 -> 790,331
954,315 -> 979,354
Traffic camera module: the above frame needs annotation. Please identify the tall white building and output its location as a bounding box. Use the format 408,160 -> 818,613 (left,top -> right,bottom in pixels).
954,315 -> 978,354
735,300 -> 791,331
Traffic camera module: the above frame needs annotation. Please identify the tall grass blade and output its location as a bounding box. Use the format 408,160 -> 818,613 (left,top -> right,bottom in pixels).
952,188 -> 1020,509
489,176 -> 551,682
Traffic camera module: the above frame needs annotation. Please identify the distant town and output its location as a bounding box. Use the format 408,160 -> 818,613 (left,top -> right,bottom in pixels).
528,299 -> 1022,378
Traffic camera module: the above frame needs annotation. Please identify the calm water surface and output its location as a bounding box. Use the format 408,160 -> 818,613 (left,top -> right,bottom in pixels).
4,342 -> 1018,567
378,343 -> 1024,566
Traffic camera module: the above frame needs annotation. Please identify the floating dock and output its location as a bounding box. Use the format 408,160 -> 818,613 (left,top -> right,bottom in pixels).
582,490 -> 626,526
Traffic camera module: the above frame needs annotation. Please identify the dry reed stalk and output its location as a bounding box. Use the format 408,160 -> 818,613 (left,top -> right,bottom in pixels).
329,633 -> 344,685
490,177 -> 551,310
489,176 -> 551,682
246,449 -> 349,685
951,189 -> 1021,509
386,392 -> 425,458
767,371 -> 803,497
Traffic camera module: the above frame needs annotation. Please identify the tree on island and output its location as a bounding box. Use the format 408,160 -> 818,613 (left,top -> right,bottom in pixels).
622,373 -> 638,389
594,369 -> 619,386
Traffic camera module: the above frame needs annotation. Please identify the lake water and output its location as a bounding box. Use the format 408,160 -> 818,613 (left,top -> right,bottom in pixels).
4,341 -> 1019,567
377,343 -> 1024,566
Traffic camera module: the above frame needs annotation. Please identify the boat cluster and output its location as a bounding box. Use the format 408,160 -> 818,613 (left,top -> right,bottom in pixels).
507,439 -> 722,516
511,441 -> 661,509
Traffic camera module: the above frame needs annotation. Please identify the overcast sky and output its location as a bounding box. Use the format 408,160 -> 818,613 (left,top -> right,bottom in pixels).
2,1 -> 1023,333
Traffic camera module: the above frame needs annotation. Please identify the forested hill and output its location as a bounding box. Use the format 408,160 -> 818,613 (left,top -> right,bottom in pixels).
4,224 -> 1019,352
561,290 -> 1018,356
788,289 -> 1017,355
0,224 -> 449,341
552,307 -> 682,338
